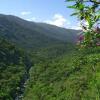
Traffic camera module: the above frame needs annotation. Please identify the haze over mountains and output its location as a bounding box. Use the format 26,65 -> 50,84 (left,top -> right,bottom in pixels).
0,14 -> 80,50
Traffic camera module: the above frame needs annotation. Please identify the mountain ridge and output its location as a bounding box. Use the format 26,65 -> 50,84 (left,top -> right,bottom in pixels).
0,14 -> 80,50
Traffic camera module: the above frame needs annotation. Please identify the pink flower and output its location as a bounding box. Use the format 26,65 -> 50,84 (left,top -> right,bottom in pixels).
94,26 -> 100,34
96,42 -> 100,46
78,34 -> 84,41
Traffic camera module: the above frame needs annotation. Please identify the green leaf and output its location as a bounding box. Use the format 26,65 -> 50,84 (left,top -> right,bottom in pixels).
67,5 -> 77,9
71,12 -> 79,16
78,3 -> 84,10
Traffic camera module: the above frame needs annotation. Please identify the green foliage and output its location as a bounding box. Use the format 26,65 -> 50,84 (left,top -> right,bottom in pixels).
66,0 -> 100,47
0,12 -> 99,100
0,14 -> 79,51
23,47 -> 100,100
0,38 -> 31,99
31,43 -> 75,63
0,35 -> 75,99
0,14 -> 78,99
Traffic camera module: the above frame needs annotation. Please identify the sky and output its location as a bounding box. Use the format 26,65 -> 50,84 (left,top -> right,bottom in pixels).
0,0 -> 82,30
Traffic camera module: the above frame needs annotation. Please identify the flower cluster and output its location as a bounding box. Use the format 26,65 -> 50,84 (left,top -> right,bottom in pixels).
77,26 -> 100,48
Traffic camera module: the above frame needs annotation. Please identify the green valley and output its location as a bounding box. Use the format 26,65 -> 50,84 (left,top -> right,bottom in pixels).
0,14 -> 100,100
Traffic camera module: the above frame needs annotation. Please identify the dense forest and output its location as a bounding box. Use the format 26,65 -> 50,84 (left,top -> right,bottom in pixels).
23,47 -> 100,100
0,36 -> 100,100
0,38 -> 32,99
0,16 -> 78,99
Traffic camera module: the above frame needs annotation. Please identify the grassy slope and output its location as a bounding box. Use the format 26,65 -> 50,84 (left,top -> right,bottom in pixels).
23,47 -> 100,100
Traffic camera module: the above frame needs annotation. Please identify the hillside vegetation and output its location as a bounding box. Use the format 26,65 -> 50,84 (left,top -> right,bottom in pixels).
23,47 -> 100,100
0,14 -> 80,100
0,14 -> 80,51
0,14 -> 99,100
0,38 -> 32,100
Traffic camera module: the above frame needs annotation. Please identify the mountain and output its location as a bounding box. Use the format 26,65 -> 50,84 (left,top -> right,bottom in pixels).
0,14 -> 80,50
0,14 -> 100,100
0,14 -> 79,99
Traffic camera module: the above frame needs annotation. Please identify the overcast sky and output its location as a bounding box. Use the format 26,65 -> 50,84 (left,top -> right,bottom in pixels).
0,0 -> 82,30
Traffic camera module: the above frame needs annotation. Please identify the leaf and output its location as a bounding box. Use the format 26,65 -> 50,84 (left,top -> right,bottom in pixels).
71,12 -> 79,16
76,3 -> 84,10
67,5 -> 77,9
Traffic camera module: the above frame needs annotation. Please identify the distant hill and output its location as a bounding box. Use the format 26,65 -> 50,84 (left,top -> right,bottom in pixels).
0,14 -> 80,50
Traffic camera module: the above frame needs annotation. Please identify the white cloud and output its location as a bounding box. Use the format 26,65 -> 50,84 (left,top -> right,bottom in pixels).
44,13 -> 81,30
45,14 -> 70,27
70,22 -> 82,30
21,11 -> 32,15
70,26 -> 82,30
26,17 -> 36,21
21,13 -> 82,30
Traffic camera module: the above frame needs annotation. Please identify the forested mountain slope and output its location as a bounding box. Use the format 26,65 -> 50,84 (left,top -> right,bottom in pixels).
0,14 -> 80,100
0,38 -> 32,100
0,14 -> 80,50
0,14 -> 99,100
23,47 -> 100,100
